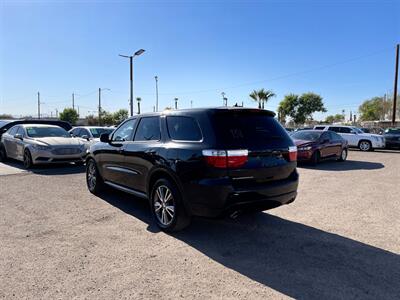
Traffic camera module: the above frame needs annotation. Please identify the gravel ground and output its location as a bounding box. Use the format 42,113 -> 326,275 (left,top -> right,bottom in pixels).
0,150 -> 399,299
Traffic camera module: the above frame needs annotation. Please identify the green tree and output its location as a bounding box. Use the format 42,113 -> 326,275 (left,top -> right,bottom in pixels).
100,110 -> 114,126
278,92 -> 326,125
249,89 -> 275,109
324,114 -> 345,124
59,108 -> 79,125
113,109 -> 129,125
0,114 -> 13,119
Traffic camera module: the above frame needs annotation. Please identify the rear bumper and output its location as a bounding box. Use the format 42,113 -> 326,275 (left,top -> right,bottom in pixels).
184,171 -> 299,218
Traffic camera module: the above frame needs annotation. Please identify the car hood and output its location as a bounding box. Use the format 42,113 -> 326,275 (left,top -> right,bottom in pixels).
31,137 -> 82,146
293,139 -> 315,147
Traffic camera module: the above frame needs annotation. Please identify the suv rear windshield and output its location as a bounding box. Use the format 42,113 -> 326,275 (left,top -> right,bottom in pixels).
211,111 -> 292,149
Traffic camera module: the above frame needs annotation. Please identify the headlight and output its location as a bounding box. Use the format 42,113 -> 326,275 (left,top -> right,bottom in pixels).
32,144 -> 50,151
298,146 -> 312,151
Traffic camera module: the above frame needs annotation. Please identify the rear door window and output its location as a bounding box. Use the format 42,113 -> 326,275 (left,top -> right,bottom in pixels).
339,127 -> 352,133
211,111 -> 292,149
7,126 -> 18,136
166,116 -> 202,141
134,117 -> 161,141
328,127 -> 341,133
314,126 -> 326,130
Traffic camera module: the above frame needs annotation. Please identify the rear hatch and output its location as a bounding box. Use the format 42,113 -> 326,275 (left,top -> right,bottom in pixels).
209,109 -> 297,184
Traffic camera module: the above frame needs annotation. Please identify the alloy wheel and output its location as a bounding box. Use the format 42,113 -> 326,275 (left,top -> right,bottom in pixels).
153,185 -> 175,226
24,151 -> 31,168
341,149 -> 347,160
359,141 -> 370,151
87,161 -> 97,191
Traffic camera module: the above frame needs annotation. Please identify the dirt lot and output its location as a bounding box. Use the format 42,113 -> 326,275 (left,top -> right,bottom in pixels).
0,150 -> 399,299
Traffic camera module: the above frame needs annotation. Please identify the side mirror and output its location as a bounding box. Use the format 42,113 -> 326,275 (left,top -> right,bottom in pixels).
81,135 -> 90,141
100,133 -> 110,143
14,133 -> 23,140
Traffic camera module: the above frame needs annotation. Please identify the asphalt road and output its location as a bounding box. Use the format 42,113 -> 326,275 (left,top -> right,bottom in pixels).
1,150 -> 399,299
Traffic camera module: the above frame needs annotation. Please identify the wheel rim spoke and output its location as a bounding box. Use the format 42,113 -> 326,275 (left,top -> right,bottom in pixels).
154,185 -> 175,226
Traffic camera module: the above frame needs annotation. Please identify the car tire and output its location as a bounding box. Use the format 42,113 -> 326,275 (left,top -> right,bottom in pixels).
150,178 -> 191,232
338,148 -> 348,161
310,151 -> 320,166
358,140 -> 372,152
0,145 -> 7,162
23,149 -> 33,169
86,159 -> 105,194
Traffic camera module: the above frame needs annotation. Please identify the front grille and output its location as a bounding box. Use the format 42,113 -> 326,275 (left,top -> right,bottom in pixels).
52,148 -> 81,155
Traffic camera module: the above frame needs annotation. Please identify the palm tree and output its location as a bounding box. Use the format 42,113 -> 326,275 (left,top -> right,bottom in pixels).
249,89 -> 275,109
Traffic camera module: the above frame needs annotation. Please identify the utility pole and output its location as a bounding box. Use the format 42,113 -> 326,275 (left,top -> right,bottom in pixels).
119,49 -> 145,117
98,88 -> 101,126
190,100 -> 193,108
221,92 -> 227,106
392,44 -> 399,125
155,76 -> 159,112
174,98 -> 178,110
72,92 -> 75,110
37,92 -> 40,119
137,97 -> 141,114
56,109 -> 58,118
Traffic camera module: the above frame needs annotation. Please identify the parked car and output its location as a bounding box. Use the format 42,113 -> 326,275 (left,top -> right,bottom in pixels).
70,126 -> 114,146
314,125 -> 385,151
290,130 -> 348,165
85,108 -> 299,231
383,128 -> 400,149
0,124 -> 87,168
0,119 -> 72,140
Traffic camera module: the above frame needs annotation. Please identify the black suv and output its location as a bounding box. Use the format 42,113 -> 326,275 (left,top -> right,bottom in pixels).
86,108 -> 299,231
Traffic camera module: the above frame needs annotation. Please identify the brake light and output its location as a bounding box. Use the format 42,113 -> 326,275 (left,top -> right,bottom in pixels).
202,149 -> 248,168
288,146 -> 297,162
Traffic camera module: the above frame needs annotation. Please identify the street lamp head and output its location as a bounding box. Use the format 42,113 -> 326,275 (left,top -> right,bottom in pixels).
134,49 -> 145,56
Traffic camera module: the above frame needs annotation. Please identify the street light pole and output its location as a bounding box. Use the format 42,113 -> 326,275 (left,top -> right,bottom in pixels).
174,98 -> 178,110
98,88 -> 101,126
155,76 -> 159,112
119,49 -> 145,117
136,97 -> 141,114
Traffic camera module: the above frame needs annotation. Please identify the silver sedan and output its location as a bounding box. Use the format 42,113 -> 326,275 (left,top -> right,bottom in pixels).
0,124 -> 87,168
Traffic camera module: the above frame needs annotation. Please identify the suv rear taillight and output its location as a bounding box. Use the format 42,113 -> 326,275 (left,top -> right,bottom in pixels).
287,146 -> 297,162
202,149 -> 248,168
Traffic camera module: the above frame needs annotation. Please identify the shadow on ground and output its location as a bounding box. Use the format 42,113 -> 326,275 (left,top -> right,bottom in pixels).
96,189 -> 400,299
1,160 -> 85,175
299,159 -> 384,171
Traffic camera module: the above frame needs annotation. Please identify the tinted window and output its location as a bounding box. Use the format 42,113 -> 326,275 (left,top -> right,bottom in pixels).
314,126 -> 325,130
112,119 -> 136,141
16,127 -> 25,136
70,128 -> 80,136
26,126 -> 70,138
7,126 -> 18,136
291,130 -> 322,141
328,127 -> 340,133
167,116 -> 202,141
89,128 -> 114,138
339,127 -> 352,133
79,129 -> 90,137
212,112 -> 292,149
330,131 -> 342,140
134,117 -> 161,141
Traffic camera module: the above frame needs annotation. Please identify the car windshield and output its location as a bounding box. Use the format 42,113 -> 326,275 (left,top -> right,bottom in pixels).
26,126 -> 70,138
290,131 -> 322,141
89,128 -> 114,138
385,128 -> 400,134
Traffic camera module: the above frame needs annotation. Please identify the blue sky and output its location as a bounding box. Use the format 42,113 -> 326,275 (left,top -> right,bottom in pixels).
0,0 -> 399,120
